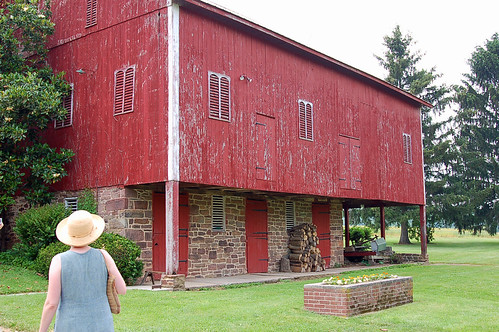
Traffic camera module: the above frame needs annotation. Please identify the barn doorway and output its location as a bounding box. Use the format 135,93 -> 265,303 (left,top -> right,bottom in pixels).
245,199 -> 269,273
152,192 -> 189,275
152,193 -> 166,273
312,203 -> 331,268
178,193 -> 189,275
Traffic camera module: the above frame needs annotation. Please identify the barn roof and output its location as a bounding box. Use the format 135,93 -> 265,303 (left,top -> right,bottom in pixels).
176,0 -> 433,108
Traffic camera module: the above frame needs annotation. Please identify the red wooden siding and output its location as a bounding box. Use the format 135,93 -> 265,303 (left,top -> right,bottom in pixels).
178,8 -> 425,206
44,8 -> 169,190
255,114 -> 276,182
47,1 -> 168,49
43,1 -> 425,207
338,135 -> 361,191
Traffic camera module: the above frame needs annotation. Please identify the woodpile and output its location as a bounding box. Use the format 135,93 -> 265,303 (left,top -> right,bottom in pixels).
288,223 -> 326,272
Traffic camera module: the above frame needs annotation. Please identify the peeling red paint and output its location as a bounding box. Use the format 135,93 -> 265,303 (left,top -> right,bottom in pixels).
44,1 -> 425,208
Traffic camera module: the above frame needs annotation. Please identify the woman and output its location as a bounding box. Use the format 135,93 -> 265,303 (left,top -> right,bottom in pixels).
39,210 -> 127,332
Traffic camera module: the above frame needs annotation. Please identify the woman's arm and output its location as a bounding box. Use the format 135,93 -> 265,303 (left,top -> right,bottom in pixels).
39,255 -> 62,332
101,249 -> 127,294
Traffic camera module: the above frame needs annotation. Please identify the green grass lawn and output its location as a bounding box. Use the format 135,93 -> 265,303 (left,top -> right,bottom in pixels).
1,229 -> 498,331
385,228 -> 499,265
0,265 -> 48,295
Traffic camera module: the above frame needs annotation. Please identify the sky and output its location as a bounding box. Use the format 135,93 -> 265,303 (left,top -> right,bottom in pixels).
206,0 -> 498,88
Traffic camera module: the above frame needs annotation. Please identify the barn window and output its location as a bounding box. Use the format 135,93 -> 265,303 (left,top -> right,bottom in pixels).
55,84 -> 74,128
285,201 -> 295,231
298,100 -> 313,140
212,195 -> 225,231
114,66 -> 135,116
208,71 -> 230,121
85,0 -> 97,27
403,133 -> 412,164
64,197 -> 78,211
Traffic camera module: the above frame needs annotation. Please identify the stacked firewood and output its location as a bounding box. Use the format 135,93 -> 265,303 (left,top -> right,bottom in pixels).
288,223 -> 326,272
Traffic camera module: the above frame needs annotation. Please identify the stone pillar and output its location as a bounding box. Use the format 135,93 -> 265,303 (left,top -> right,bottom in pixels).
344,207 -> 350,247
161,274 -> 186,290
329,200 -> 345,266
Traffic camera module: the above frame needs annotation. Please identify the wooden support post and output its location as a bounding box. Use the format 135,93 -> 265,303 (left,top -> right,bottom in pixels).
344,207 -> 350,247
380,205 -> 386,239
419,205 -> 427,258
166,2 -> 181,276
165,181 -> 180,275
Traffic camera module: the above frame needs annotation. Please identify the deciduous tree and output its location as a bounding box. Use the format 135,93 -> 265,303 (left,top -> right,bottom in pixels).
0,0 -> 73,215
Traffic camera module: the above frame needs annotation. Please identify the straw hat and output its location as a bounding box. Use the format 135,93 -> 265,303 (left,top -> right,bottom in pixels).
56,210 -> 105,247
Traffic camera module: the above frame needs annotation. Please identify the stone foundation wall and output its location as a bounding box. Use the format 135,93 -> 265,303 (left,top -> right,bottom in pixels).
1,196 -> 31,250
5,185 -> 345,279
52,187 -> 154,269
188,194 -> 247,278
329,200 -> 345,266
395,253 -> 428,263
304,276 -> 413,316
188,194 -> 344,277
267,199 -> 290,273
264,198 -> 344,272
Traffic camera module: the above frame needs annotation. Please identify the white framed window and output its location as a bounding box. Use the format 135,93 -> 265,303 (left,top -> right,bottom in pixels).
298,100 -> 313,140
85,0 -> 97,28
208,71 -> 230,121
403,133 -> 412,164
212,195 -> 225,231
55,84 -> 74,128
114,65 -> 136,116
64,197 -> 78,211
285,201 -> 295,231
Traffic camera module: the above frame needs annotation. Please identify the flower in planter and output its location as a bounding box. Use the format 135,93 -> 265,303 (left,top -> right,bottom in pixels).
322,272 -> 398,285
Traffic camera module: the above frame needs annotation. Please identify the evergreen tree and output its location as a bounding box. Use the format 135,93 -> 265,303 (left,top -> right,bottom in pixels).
449,33 -> 498,235
375,26 -> 451,243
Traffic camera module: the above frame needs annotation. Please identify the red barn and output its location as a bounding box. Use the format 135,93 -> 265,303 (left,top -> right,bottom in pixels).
39,0 -> 430,278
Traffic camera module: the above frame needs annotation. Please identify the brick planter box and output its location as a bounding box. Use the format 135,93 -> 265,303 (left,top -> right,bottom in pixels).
304,276 -> 413,317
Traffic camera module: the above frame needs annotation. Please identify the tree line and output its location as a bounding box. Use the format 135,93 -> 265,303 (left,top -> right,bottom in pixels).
354,26 -> 498,242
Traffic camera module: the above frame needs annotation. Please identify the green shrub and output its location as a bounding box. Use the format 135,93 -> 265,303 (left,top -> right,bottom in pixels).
349,226 -> 374,247
13,203 -> 71,260
409,225 -> 435,243
32,233 -> 143,284
34,241 -> 70,277
0,246 -> 36,270
91,233 -> 143,285
77,188 -> 97,214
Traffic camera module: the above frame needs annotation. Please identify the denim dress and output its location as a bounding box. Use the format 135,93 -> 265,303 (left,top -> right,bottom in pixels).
54,248 -> 114,331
